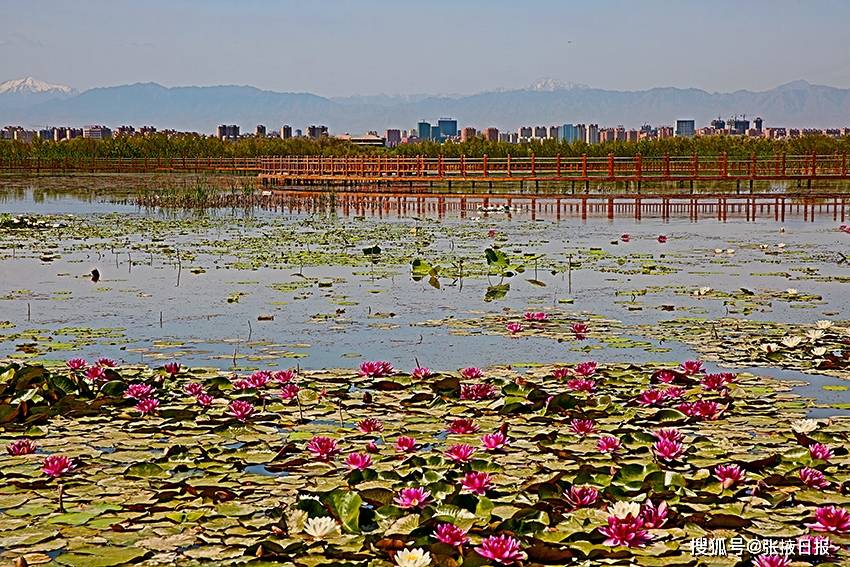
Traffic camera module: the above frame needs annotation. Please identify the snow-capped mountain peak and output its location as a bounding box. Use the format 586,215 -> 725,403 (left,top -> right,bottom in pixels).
0,77 -> 75,95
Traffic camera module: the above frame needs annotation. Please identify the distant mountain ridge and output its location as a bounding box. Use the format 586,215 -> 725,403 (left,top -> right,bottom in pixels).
2,77 -> 850,132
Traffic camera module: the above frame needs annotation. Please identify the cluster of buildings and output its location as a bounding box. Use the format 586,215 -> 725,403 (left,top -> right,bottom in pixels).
4,115 -> 850,147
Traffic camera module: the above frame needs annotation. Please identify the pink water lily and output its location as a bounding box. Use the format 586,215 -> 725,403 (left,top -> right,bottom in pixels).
653,428 -> 683,443
247,371 -> 271,388
653,369 -> 678,384
461,472 -> 493,495
227,400 -> 254,421
196,393 -> 214,407
475,535 -> 526,565
799,467 -> 830,489
460,383 -> 498,400
662,386 -> 684,399
84,366 -> 106,382
678,400 -> 722,420
482,431 -> 509,451
345,452 -> 372,470
754,556 -> 791,567
551,367 -> 571,380
653,439 -> 684,461
445,443 -> 476,463
570,322 -> 590,338
447,418 -> 479,434
394,436 -> 417,453
394,487 -> 431,509
306,436 -> 340,461
565,485 -> 599,509
273,369 -> 295,383
620,233 -> 631,242
640,500 -> 668,529
232,378 -> 252,390
66,358 -> 87,371
96,357 -> 116,368
505,322 -> 523,335
357,417 -> 384,433
573,361 -> 598,377
433,522 -> 469,546
715,464 -> 745,489
42,455 -> 75,478
657,235 -> 668,243
184,382 -> 205,396
135,398 -> 160,415
569,418 -> 596,436
6,439 -> 37,456
701,373 -> 729,392
164,362 -> 181,376
524,311 -> 547,321
280,383 -> 301,400
358,360 -> 394,378
566,378 -> 596,393
124,383 -> 153,400
636,389 -> 666,406
460,367 -> 484,380
411,366 -> 432,379
600,513 -> 651,547
597,435 -> 622,453
805,505 -> 850,533
809,443 -> 834,462
679,360 -> 704,375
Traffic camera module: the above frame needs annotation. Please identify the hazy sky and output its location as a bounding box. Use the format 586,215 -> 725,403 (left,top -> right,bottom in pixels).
3,0 -> 850,96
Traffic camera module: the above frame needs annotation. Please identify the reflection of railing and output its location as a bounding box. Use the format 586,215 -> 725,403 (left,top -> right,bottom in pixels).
257,153 -> 850,182
0,156 -> 262,174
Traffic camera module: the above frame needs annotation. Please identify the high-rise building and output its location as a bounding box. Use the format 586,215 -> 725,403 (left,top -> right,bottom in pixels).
460,127 -> 477,142
294,129 -> 303,137
586,124 -> 599,144
533,126 -> 547,139
484,127 -> 499,142
437,118 -> 458,139
675,119 -> 695,138
729,118 -> 750,135
574,124 -> 587,143
710,118 -> 726,130
83,125 -> 113,139
518,126 -> 532,140
561,123 -> 578,143
280,125 -> 292,140
431,125 -> 441,141
217,124 -> 239,140
307,125 -> 328,139
548,125 -> 560,140
385,129 -> 401,148
255,125 -> 266,137
417,120 -> 432,141
753,117 -> 763,133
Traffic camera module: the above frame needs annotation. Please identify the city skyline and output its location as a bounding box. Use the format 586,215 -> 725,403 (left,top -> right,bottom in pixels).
3,0 -> 850,96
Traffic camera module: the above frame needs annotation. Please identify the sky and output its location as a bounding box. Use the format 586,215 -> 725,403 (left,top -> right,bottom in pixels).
3,0 -> 850,96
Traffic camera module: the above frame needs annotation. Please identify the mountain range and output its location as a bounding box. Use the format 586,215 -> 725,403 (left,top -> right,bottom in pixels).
2,77 -> 850,133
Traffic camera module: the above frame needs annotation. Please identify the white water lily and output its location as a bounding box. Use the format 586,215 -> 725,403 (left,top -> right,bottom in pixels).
760,342 -> 780,353
777,243 -> 786,248
759,244 -> 769,250
806,329 -> 825,341
714,248 -> 723,255
304,516 -> 341,539
816,320 -> 834,330
781,336 -> 803,348
694,286 -> 712,296
791,419 -> 819,434
726,249 -> 735,254
812,347 -> 828,357
610,501 -> 642,519
287,509 -> 308,534
395,548 -> 431,567
786,288 -> 798,295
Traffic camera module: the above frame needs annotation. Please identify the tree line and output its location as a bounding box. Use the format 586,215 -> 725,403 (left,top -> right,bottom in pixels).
1,132 -> 849,161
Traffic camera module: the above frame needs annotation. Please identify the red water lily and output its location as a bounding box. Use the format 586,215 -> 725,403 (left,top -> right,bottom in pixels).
552,367 -> 571,380
597,435 -> 622,453
640,500 -> 668,529
565,485 -> 599,509
620,233 -> 631,242
600,514 -> 651,547
809,443 -> 834,462
569,418 -> 596,436
573,361 -> 598,377
135,398 -> 160,415
461,471 -> 493,495
715,464 -> 745,489
482,431 -> 509,451
805,505 -> 850,533
66,358 -> 87,371
799,467 -> 830,489
445,443 -> 476,463
701,373 -> 730,392
247,371 -> 271,388
570,322 -> 590,338
184,382 -> 205,396
653,428 -> 683,443
523,311 -> 547,321
636,388 -> 666,406
96,357 -> 116,368
653,439 -> 684,461
460,383 -> 498,400
654,369 -> 678,384
227,400 -> 254,422
7,439 -> 37,456
460,367 -> 484,380
84,366 -> 106,382
411,366 -> 432,379
394,487 -> 431,509
124,383 -> 153,400
447,418 -> 479,434
196,393 -> 214,407
657,235 -> 668,243
394,436 -> 417,453
434,522 -> 469,546
566,378 -> 596,393
273,369 -> 295,383
306,436 -> 340,461
505,322 -> 523,335
42,455 -> 75,478
475,535 -> 526,565
358,360 -> 394,378
345,452 -> 372,470
357,417 -> 384,433
164,362 -> 181,376
679,360 -> 704,375
280,383 -> 301,400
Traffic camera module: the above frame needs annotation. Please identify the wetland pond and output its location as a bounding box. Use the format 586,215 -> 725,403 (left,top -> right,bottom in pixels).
1,176 -> 850,566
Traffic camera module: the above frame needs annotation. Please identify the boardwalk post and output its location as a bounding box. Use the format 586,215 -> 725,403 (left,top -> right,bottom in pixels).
460,154 -> 466,177
581,154 -> 588,179
635,154 -> 642,194
607,154 -> 614,179
483,154 -> 488,177
663,154 -> 671,179
507,154 -> 512,177
842,151 -> 847,177
557,153 -> 562,177
531,153 -> 536,177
